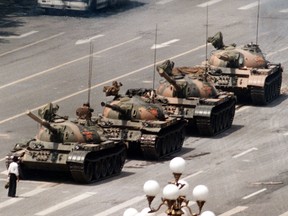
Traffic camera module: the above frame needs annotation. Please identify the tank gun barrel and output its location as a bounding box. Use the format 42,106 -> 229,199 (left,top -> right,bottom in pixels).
157,67 -> 182,92
26,111 -> 58,134
101,102 -> 126,115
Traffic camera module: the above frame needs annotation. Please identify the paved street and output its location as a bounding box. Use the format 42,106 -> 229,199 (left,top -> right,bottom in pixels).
1,0 -> 288,215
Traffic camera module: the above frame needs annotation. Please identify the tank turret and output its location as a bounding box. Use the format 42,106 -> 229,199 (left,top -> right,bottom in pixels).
101,96 -> 166,121
207,32 -> 283,105
156,60 -> 219,99
6,103 -> 127,184
27,111 -> 58,134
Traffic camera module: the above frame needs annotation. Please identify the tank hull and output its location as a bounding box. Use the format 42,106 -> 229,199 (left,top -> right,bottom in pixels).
98,116 -> 185,160
6,139 -> 126,184
158,92 -> 236,136
209,63 -> 282,105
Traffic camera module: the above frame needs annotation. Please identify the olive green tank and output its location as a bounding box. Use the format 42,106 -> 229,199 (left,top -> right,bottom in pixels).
207,32 -> 283,105
151,60 -> 236,136
99,87 -> 186,160
6,103 -> 127,184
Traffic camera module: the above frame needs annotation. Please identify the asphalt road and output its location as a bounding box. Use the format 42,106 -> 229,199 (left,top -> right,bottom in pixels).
1,0 -> 288,215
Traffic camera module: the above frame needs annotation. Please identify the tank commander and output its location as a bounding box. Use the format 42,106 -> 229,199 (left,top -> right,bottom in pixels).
103,81 -> 123,97
76,103 -> 94,124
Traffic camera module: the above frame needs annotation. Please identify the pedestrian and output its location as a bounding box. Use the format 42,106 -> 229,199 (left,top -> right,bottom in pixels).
7,156 -> 20,197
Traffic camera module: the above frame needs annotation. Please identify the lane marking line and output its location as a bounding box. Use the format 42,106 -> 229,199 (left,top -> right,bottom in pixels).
280,9 -> 288,13
0,187 -> 50,209
156,0 -> 174,4
0,43 -> 206,126
219,206 -> 248,216
75,34 -> 104,45
94,195 -> 144,216
242,188 -> 267,200
0,32 -> 65,58
151,39 -> 180,49
0,30 -> 38,39
182,170 -> 204,181
279,211 -> 288,216
232,147 -> 258,159
197,0 -> 223,7
0,36 -> 141,91
238,1 -> 258,10
35,192 -> 96,216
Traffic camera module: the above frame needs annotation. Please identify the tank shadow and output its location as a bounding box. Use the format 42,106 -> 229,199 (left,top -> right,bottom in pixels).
184,124 -> 244,139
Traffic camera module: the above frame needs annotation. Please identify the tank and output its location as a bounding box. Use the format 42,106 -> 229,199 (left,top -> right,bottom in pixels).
5,103 -> 127,184
207,31 -> 283,105
98,86 -> 186,160
151,60 -> 237,136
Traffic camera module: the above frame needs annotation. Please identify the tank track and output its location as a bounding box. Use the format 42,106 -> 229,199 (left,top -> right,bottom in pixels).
139,122 -> 185,160
250,71 -> 282,105
195,98 -> 236,136
68,144 -> 126,184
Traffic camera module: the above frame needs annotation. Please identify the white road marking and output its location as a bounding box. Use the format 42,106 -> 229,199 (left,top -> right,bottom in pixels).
0,30 -> 38,39
242,188 -> 267,200
197,0 -> 223,7
219,206 -> 248,216
232,147 -> 258,159
267,46 -> 288,58
238,1 -> 258,10
1,170 -> 8,175
94,195 -> 144,216
35,192 -> 96,216
151,39 -> 180,49
156,0 -> 174,5
280,8 -> 288,13
0,36 -> 141,91
0,43 -> 206,126
279,211 -> 288,216
182,170 -> 204,181
283,132 -> 288,136
0,187 -> 50,209
0,32 -> 65,58
75,34 -> 104,45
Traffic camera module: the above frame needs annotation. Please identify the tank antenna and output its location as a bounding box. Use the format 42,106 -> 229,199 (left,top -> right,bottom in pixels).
88,40 -> 93,104
256,0 -> 260,45
153,24 -> 158,90
205,3 -> 209,76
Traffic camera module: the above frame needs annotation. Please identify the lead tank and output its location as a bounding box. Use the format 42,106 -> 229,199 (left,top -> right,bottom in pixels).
153,60 -> 236,136
99,86 -> 186,160
5,103 -> 127,184
207,32 -> 283,105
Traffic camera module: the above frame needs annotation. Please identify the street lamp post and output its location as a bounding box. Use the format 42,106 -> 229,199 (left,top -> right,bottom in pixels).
123,157 -> 215,216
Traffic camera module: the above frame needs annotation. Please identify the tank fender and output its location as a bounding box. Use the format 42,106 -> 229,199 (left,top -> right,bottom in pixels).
248,74 -> 266,87
67,151 -> 89,164
194,105 -> 213,118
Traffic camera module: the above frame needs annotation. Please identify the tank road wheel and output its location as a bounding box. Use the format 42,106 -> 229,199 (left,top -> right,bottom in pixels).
94,160 -> 101,181
88,0 -> 96,12
109,0 -> 118,7
208,114 -> 217,136
84,162 -> 94,183
115,150 -> 126,174
111,155 -> 118,174
154,138 -> 163,158
100,159 -> 108,178
161,138 -> 167,156
106,157 -> 114,176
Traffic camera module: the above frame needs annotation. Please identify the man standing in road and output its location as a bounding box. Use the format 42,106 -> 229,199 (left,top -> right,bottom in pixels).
7,156 -> 20,197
